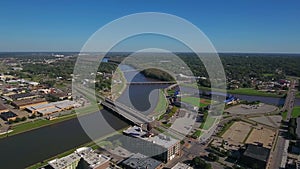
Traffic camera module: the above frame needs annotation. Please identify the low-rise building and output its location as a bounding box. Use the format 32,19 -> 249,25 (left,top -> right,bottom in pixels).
240,144 -> 270,169
120,153 -> 163,169
0,103 -> 9,113
48,147 -> 110,169
26,100 -> 78,115
172,162 -> 193,169
9,93 -> 38,101
12,98 -> 48,110
0,111 -> 18,121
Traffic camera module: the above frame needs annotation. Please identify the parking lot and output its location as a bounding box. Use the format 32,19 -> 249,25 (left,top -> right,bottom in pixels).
225,103 -> 278,115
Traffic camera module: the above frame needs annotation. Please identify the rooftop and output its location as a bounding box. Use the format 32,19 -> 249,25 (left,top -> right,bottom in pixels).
12,98 -> 47,107
146,134 -> 179,149
172,162 -> 193,169
0,111 -> 17,120
9,93 -> 37,100
27,100 -> 75,112
49,147 -> 110,169
121,153 -> 163,169
0,103 -> 8,111
243,144 -> 270,162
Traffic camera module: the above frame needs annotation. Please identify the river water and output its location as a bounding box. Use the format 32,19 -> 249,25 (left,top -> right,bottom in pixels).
0,64 -> 299,169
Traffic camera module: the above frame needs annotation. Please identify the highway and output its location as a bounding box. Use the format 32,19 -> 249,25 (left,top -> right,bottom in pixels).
101,98 -> 152,125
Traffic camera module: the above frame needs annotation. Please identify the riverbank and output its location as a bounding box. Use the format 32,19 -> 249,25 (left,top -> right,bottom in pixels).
26,127 -> 127,169
0,103 -> 103,140
179,83 -> 285,98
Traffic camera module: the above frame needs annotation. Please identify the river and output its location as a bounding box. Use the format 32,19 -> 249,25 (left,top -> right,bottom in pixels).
0,64 -> 299,169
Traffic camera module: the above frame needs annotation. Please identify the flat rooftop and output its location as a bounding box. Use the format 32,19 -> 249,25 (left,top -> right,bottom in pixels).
121,153 -> 162,169
12,98 -> 47,107
49,153 -> 80,169
243,144 -> 270,162
27,100 -> 75,112
146,134 -> 179,149
172,162 -> 193,169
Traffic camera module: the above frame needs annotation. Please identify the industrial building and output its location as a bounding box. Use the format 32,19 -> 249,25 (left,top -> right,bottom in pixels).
12,98 -> 48,110
26,100 -> 77,115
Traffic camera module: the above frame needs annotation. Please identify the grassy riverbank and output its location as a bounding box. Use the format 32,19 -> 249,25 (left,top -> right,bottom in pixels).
179,83 -> 285,98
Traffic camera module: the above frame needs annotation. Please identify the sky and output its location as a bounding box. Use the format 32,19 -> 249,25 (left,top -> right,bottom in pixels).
0,0 -> 299,53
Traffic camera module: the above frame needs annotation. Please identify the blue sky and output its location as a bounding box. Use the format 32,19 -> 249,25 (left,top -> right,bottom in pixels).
0,0 -> 299,53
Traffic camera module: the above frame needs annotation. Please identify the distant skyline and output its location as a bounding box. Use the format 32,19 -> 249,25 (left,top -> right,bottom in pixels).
0,0 -> 300,53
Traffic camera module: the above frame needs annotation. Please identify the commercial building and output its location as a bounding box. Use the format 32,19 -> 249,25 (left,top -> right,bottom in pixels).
48,147 -> 110,169
0,111 -> 18,121
172,162 -> 193,169
12,98 -> 48,110
26,100 -> 77,115
146,134 -> 181,162
120,153 -> 163,169
240,144 -> 270,169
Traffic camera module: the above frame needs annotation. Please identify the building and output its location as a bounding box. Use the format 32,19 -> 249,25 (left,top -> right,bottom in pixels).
9,93 -> 38,101
146,134 -> 181,162
12,98 -> 48,110
123,126 -> 147,138
120,153 -> 163,169
240,144 -> 270,169
0,103 -> 9,113
172,162 -> 193,169
0,111 -> 18,121
48,147 -> 110,169
26,100 -> 77,115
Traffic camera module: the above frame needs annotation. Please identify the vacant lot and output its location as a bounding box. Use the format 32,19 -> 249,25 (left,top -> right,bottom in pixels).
245,126 -> 275,149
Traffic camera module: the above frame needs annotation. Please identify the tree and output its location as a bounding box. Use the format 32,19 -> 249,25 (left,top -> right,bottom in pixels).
76,158 -> 90,169
208,153 -> 219,161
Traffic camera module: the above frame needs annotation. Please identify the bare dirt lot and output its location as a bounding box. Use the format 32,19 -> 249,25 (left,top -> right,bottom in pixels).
222,121 -> 252,145
245,126 -> 276,149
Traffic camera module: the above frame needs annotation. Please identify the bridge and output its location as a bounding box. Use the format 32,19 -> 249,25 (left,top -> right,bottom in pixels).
126,81 -> 176,85
101,98 -> 152,125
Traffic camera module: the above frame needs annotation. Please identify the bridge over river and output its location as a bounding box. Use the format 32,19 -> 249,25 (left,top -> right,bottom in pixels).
101,98 -> 153,126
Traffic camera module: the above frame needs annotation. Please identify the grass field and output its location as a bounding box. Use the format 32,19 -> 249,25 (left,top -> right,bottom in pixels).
180,83 -> 284,97
181,97 -> 211,107
154,89 -> 168,116
292,106 -> 300,118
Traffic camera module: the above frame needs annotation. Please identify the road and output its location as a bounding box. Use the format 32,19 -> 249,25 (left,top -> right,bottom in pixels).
268,79 -> 296,169
284,79 -> 296,121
